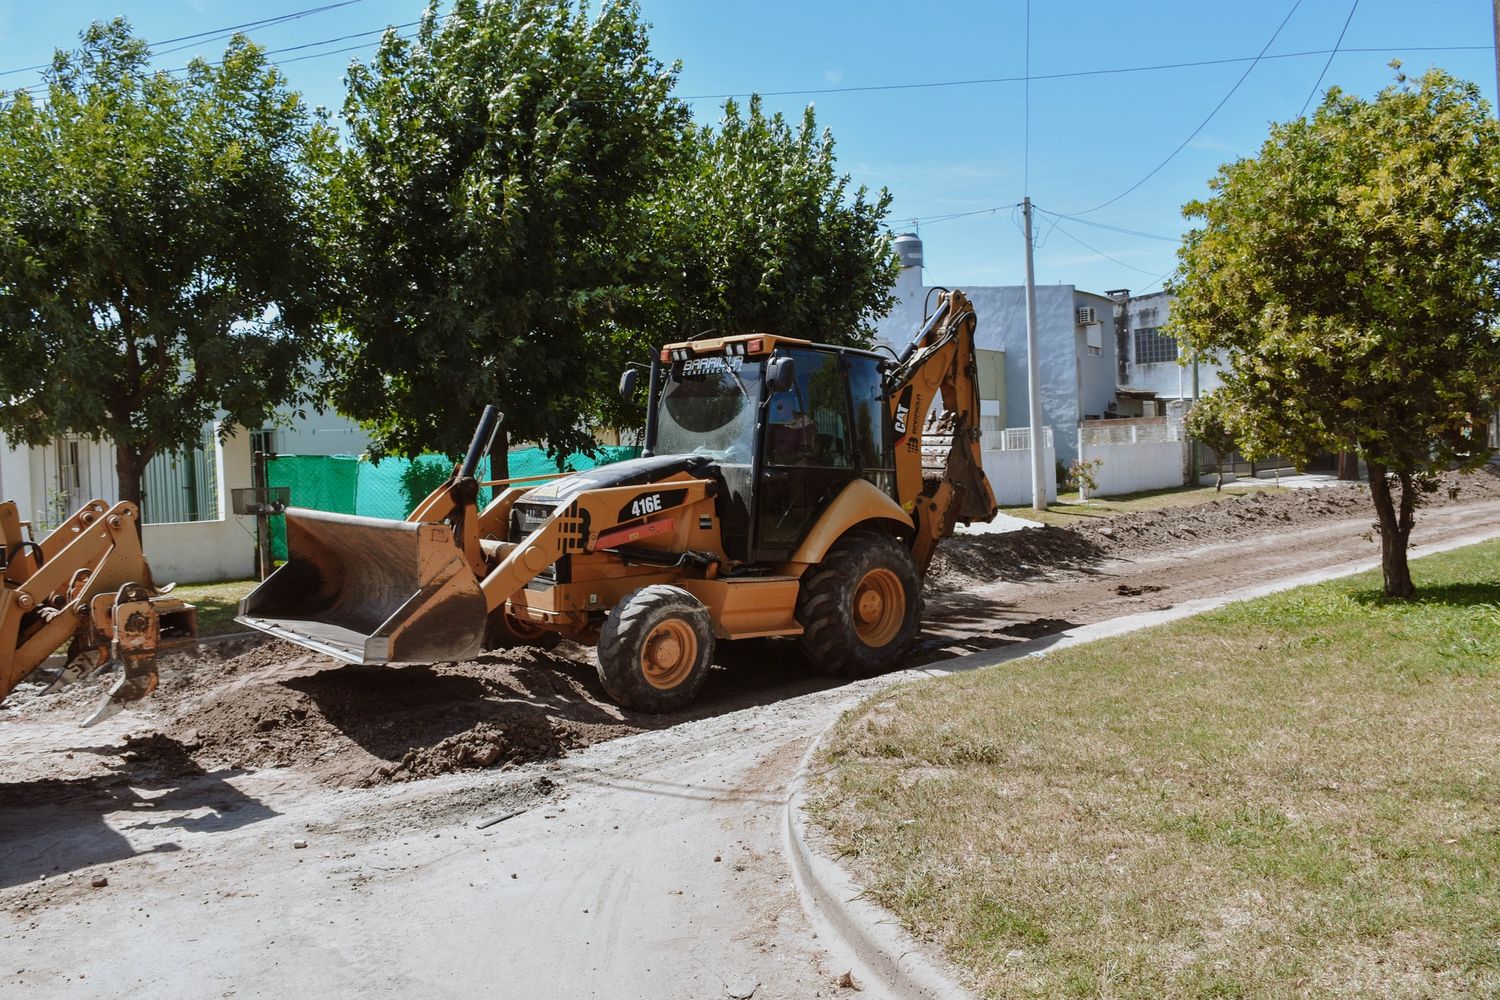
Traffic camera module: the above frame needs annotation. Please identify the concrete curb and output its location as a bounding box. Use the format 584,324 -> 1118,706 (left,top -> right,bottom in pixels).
782,525 -> 1500,1000
784,727 -> 977,1000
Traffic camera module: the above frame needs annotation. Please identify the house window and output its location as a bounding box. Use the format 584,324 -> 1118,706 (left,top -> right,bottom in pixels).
142,424 -> 220,524
1134,326 -> 1179,365
49,439 -> 88,527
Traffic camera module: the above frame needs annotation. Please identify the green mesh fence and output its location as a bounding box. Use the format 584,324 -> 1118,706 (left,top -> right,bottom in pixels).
266,445 -> 641,560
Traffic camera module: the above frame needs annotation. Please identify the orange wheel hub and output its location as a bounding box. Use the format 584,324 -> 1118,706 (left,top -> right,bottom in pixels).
640,619 -> 698,690
853,568 -> 904,648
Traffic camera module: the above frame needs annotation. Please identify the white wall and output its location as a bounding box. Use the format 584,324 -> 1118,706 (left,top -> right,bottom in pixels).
1123,290 -> 1226,400
1079,418 -> 1189,497
0,433 -> 33,517
876,264 -> 1106,467
1075,290 -> 1120,421
982,438 -> 1058,506
4,427 -> 256,584
142,426 -> 256,584
271,404 -> 372,456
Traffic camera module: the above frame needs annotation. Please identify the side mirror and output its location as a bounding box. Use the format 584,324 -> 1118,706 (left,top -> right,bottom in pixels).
768,356 -> 797,393
618,368 -> 640,400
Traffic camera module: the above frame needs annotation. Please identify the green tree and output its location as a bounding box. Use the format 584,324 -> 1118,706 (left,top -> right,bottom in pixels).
331,0 -> 687,469
639,95 -> 898,347
1170,67 -> 1500,598
1185,390 -> 1239,492
0,20 -> 336,507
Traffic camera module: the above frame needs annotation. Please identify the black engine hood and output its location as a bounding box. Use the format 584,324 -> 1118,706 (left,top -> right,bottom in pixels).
520,454 -> 715,504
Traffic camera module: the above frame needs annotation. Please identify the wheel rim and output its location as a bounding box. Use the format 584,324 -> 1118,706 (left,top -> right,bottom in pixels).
640,619 -> 698,690
853,568 -> 905,648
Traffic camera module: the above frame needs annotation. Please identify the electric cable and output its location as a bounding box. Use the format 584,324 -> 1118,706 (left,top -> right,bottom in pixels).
1299,0 -> 1360,117
1059,0 -> 1305,217
0,0 -> 367,77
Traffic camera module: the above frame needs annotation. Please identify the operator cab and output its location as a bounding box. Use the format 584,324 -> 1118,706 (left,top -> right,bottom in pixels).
628,336 -> 895,564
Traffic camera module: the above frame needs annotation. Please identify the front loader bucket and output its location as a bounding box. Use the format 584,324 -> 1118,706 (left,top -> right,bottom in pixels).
237,508 -> 486,665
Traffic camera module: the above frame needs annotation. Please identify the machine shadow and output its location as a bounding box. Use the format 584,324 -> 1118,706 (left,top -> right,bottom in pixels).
0,736 -> 276,889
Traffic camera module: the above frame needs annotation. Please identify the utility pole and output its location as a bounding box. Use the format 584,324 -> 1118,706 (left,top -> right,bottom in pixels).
1022,197 -> 1047,511
1493,0 -> 1500,110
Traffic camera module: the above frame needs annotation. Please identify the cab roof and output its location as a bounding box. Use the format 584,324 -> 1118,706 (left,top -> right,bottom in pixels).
660,331 -> 888,363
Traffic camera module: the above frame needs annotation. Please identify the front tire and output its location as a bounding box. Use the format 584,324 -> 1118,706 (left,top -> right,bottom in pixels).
796,530 -> 921,678
596,585 -> 715,712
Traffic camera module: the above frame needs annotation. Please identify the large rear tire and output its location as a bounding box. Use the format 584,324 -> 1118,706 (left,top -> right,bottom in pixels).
796,530 -> 921,678
597,585 -> 715,713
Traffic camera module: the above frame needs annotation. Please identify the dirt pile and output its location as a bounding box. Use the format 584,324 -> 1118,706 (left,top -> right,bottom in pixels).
926,468 -> 1500,594
148,640 -> 643,786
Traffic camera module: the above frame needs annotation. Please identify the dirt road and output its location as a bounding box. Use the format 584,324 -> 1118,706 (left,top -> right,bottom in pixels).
3,477 -> 1498,998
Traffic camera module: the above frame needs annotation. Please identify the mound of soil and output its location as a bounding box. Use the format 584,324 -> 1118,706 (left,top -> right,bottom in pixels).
926,467 -> 1500,595
150,640 -> 644,787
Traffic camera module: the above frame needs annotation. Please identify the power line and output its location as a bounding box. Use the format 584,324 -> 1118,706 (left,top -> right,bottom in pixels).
0,0 -> 368,78
673,43 -> 1488,102
1060,0 -> 1306,217
1300,0 -> 1361,117
1045,219 -> 1166,277
1036,210 -> 1181,243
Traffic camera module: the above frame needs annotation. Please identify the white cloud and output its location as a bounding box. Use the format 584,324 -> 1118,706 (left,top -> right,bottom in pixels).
824,68 -> 843,84
1187,135 -> 1236,153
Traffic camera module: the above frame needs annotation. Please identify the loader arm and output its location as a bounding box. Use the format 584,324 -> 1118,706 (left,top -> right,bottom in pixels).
885,289 -> 999,575
0,499 -> 196,721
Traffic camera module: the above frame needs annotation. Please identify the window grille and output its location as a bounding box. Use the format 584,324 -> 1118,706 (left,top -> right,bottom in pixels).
1134,326 -> 1179,365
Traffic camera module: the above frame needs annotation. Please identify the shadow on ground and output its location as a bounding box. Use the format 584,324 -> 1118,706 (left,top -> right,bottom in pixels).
0,735 -> 275,888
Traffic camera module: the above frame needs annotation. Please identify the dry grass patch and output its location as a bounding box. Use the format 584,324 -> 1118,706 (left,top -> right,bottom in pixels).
172,579 -> 256,635
810,540 -> 1500,998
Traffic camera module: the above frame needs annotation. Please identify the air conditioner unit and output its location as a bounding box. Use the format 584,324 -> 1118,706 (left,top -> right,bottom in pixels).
1076,306 -> 1097,326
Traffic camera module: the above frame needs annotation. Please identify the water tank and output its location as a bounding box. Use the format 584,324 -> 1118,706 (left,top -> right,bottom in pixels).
893,232 -> 923,270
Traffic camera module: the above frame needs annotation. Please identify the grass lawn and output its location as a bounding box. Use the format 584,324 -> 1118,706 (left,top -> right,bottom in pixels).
173,579 -> 257,636
811,540 -> 1500,998
1001,482 -> 1286,527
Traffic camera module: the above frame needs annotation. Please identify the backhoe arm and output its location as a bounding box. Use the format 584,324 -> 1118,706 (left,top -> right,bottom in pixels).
885,289 -> 999,574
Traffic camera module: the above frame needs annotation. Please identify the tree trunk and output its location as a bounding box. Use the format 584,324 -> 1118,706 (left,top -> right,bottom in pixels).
1337,450 -> 1361,481
114,443 -> 149,541
1367,462 -> 1416,599
114,443 -> 147,510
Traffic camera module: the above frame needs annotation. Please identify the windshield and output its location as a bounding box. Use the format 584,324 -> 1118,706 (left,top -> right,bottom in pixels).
653,355 -> 763,464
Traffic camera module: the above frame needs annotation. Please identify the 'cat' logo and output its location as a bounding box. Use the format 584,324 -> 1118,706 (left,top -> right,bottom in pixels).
892,385 -> 915,438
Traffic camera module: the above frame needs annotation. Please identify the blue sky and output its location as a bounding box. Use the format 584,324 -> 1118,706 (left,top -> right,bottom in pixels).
2,0 -> 1494,294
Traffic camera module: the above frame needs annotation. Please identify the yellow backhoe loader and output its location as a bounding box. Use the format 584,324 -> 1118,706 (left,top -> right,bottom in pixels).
238,289 -> 998,712
0,499 -> 197,723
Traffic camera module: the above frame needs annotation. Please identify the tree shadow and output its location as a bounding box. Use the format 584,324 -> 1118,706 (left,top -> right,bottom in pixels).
1351,581 -> 1500,609
0,735 -> 276,889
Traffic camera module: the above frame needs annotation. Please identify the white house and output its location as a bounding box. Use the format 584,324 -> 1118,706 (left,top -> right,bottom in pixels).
1110,289 -> 1224,410
874,233 -> 1118,470
0,426 -> 257,584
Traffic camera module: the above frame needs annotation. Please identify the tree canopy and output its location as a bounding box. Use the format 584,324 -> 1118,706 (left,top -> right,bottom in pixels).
330,0 -> 687,463
0,20 -> 337,506
1170,67 -> 1500,596
331,0 -> 898,463
640,95 -> 897,347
